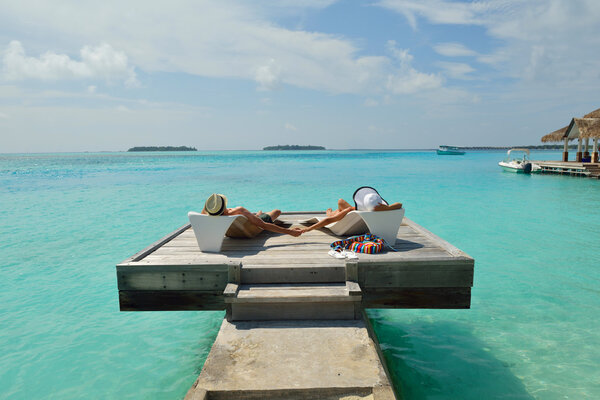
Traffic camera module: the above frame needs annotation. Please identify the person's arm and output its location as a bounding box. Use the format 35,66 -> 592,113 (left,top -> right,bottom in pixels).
301,207 -> 354,233
236,208 -> 302,236
373,202 -> 402,211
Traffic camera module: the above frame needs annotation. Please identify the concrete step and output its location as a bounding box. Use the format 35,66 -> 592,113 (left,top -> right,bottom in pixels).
184,319 -> 395,400
224,282 -> 362,321
241,263 -> 346,284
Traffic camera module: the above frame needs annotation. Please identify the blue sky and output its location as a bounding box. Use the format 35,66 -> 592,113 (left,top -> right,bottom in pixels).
1,0 -> 599,152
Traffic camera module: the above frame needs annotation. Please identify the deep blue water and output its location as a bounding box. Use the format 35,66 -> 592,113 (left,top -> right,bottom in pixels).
1,150 -> 599,399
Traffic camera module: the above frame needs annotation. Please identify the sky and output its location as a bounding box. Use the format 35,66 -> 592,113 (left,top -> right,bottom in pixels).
1,0 -> 599,152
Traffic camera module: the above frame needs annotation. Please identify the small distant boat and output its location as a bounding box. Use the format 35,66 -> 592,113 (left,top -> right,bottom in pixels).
498,148 -> 540,173
437,145 -> 465,155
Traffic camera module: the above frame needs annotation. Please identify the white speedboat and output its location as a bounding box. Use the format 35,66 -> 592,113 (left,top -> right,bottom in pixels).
499,148 -> 540,173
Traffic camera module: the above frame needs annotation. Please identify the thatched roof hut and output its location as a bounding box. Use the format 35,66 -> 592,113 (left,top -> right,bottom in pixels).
541,107 -> 600,143
541,126 -> 569,142
583,108 -> 600,118
564,118 -> 600,140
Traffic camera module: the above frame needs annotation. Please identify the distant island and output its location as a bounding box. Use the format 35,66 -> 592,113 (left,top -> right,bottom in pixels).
263,145 -> 325,151
127,146 -> 197,152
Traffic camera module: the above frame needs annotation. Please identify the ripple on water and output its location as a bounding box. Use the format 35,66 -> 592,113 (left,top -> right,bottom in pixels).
1,151 -> 599,399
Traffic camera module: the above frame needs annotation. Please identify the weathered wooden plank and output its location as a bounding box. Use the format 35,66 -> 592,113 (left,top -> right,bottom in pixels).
137,251 -> 462,265
346,281 -> 361,296
117,263 -> 232,271
358,260 -> 473,270
119,290 -> 225,311
134,255 -> 339,265
149,245 -> 450,257
228,283 -> 357,303
223,283 -> 239,298
120,223 -> 190,263
161,238 -> 439,251
345,261 -> 358,281
118,287 -> 471,311
241,264 -> 346,284
362,287 -> 471,309
172,227 -> 431,240
117,268 -> 228,291
173,230 -> 430,243
404,218 -> 473,259
361,268 -> 473,288
150,245 -> 438,257
351,252 -> 467,262
228,262 -> 241,284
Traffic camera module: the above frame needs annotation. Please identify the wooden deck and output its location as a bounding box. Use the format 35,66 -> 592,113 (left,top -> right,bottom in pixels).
533,160 -> 600,178
117,212 -> 474,312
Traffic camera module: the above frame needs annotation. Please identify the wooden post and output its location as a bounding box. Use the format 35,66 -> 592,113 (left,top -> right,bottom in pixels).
563,137 -> 569,162
345,260 -> 358,282
593,138 -> 599,163
584,138 -> 590,158
576,137 -> 583,162
228,261 -> 241,284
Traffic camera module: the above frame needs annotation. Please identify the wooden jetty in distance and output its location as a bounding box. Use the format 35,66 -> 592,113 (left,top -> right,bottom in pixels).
116,212 -> 474,399
532,160 -> 600,178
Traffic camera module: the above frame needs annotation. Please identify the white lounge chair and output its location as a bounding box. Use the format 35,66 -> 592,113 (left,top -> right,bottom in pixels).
303,209 -> 405,244
188,211 -> 245,252
354,209 -> 405,244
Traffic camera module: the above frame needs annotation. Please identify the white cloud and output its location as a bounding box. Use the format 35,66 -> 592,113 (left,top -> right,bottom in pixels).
385,41 -> 443,93
255,59 -> 281,91
117,105 -> 130,112
2,41 -> 139,87
376,0 -> 497,29
0,2 -> 440,96
378,0 -> 600,88
0,111 -> 8,119
433,42 -> 477,57
284,122 -> 297,131
436,61 -> 475,79
87,85 -> 97,94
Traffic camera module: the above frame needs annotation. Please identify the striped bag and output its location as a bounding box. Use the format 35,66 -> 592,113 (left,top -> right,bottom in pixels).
330,234 -> 385,254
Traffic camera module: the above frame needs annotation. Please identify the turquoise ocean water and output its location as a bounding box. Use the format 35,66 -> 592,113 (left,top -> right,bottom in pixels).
1,150 -> 599,399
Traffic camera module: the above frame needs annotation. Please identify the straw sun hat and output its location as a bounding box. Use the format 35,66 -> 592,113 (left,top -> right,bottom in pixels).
205,193 -> 228,216
353,186 -> 388,211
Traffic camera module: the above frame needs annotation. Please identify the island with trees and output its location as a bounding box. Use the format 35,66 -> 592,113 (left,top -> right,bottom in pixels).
263,145 -> 325,151
127,146 -> 197,152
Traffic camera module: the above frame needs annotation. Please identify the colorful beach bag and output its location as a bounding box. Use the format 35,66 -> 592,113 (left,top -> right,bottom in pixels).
330,234 -> 385,254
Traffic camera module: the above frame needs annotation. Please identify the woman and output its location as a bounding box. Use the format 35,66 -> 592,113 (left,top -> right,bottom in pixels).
301,187 -> 402,233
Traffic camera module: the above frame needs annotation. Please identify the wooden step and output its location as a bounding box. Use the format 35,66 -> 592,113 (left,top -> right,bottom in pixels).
240,263 -> 346,284
224,282 -> 362,321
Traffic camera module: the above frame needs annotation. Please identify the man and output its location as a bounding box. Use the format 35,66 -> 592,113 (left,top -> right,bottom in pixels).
202,193 -> 303,238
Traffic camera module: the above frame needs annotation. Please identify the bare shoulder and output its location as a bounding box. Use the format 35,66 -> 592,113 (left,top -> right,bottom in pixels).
226,206 -> 249,216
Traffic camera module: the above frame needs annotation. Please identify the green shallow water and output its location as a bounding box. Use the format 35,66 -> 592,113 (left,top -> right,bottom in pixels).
1,150 -> 599,399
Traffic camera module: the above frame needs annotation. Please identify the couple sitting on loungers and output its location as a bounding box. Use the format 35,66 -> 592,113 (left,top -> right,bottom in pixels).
201,187 -> 402,238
